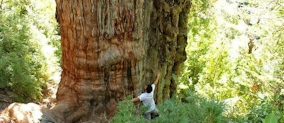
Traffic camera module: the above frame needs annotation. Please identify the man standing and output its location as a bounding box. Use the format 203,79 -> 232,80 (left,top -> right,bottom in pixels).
132,72 -> 161,120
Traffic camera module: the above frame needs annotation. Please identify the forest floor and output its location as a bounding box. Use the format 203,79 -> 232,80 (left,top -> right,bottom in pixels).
40,69 -> 61,109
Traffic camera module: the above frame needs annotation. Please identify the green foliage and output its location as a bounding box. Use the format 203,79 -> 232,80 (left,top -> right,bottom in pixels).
110,96 -> 146,123
239,94 -> 284,122
156,92 -> 228,123
0,0 -> 60,102
264,112 -> 277,123
179,0 -> 284,122
111,93 -> 228,123
180,0 -> 217,87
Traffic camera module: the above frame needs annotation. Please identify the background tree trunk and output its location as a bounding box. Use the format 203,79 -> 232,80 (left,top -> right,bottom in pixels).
53,0 -> 191,122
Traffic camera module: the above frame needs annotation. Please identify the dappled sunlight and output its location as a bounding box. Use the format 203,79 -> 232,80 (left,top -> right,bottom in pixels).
180,0 -> 284,122
0,0 -> 61,103
228,35 -> 248,59
30,24 -> 61,75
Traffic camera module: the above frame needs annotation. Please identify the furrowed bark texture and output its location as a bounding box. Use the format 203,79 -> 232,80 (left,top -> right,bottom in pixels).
53,0 -> 191,122
150,0 -> 191,103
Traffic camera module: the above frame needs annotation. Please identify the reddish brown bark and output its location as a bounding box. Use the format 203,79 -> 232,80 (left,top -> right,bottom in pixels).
53,0 -> 191,122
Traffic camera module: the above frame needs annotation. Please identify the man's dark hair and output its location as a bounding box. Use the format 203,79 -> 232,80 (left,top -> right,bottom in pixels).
146,84 -> 152,93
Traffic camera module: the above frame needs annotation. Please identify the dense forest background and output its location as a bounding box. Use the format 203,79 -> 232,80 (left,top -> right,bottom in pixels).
0,0 -> 283,122
0,0 -> 60,102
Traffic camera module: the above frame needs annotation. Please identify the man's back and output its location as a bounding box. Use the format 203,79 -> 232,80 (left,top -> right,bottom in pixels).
131,72 -> 160,120
138,84 -> 156,112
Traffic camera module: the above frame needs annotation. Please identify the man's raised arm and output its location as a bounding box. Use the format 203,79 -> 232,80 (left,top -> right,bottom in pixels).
154,72 -> 161,86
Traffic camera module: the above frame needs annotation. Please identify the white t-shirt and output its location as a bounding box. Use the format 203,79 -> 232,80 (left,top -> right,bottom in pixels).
138,84 -> 156,113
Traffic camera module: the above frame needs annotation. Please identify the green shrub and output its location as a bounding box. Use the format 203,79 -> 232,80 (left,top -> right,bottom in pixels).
0,0 -> 60,102
111,93 -> 229,123
238,94 -> 284,123
0,14 -> 45,102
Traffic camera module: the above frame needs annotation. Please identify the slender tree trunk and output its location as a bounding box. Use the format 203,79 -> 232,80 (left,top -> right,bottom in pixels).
53,0 -> 190,122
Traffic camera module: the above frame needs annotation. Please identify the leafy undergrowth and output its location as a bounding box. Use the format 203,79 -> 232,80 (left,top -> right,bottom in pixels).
0,0 -> 60,102
111,93 -> 229,123
111,91 -> 280,123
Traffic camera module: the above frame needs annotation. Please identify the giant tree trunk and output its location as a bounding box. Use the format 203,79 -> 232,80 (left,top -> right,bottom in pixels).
53,0 -> 191,122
